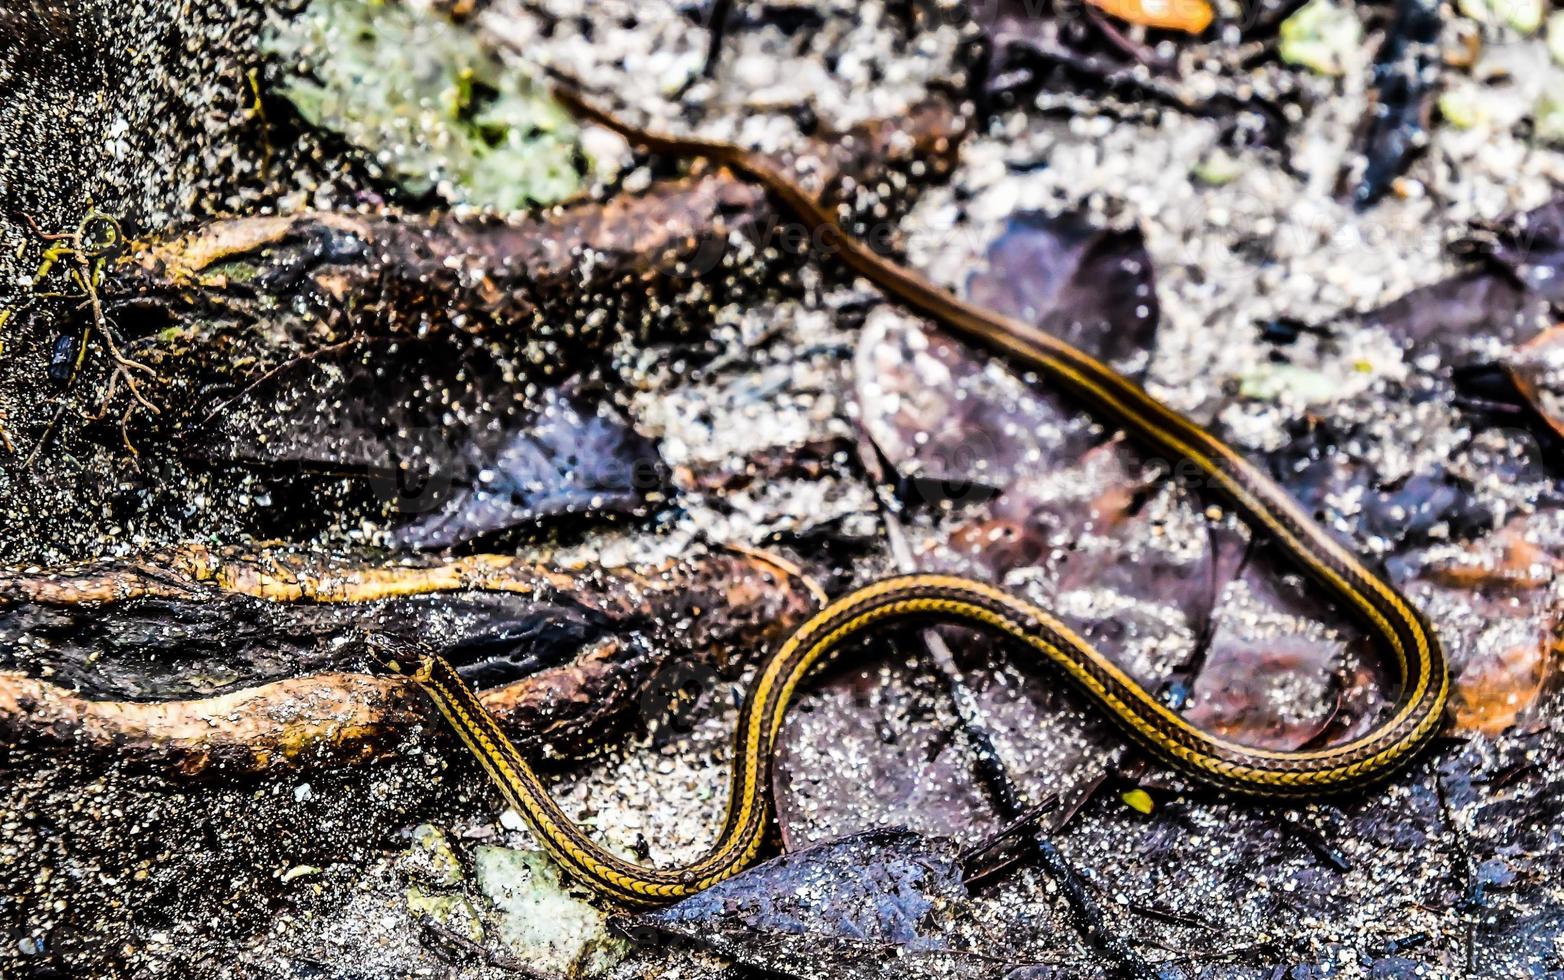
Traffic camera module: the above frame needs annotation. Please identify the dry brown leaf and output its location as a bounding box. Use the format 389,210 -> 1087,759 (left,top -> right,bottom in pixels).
1507,325 -> 1564,441
1414,519 -> 1562,737
1449,640 -> 1553,737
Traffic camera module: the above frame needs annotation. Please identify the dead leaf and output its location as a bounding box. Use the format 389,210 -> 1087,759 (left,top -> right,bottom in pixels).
1505,325 -> 1564,441
773,658 -> 1004,850
1265,416 -> 1495,553
1483,196 -> 1564,306
964,210 -> 1160,371
846,299 -> 1393,805
388,382 -> 665,549
1361,268 -> 1547,364
1406,518 -> 1562,737
1087,0 -> 1213,34
855,310 -> 1096,496
1449,640 -> 1553,737
198,337 -> 666,548
634,830 -> 1064,980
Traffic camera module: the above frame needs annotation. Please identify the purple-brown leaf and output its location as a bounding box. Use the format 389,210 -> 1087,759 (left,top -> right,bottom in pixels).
965,210 -> 1160,369
634,830 -> 1017,980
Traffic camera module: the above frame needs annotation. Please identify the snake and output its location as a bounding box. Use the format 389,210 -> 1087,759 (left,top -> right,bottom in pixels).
367,90 -> 1450,907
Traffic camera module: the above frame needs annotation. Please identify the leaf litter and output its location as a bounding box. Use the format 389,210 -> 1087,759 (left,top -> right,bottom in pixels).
8,0 -> 1564,977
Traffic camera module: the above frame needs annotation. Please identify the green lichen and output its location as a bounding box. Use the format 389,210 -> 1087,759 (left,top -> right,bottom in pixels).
397,825 -> 486,944
263,0 -> 582,210
408,823 -> 465,888
1459,0 -> 1544,34
1279,0 -> 1363,77
1238,362 -> 1345,404
1439,84 -> 1491,130
280,864 -> 321,883
471,845 -> 629,978
1535,86 -> 1564,145
1192,148 -> 1244,186
406,886 -> 486,943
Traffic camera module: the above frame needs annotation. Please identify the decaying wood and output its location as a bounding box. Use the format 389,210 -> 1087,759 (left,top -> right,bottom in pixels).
6,542 -> 621,605
72,100 -> 964,434
0,669 -> 423,776
0,543 -> 820,776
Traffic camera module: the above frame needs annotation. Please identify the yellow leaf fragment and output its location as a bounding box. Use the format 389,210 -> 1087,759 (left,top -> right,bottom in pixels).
1121,788 -> 1156,814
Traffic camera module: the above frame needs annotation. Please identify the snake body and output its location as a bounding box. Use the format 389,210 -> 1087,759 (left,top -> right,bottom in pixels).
377,92 -> 1449,906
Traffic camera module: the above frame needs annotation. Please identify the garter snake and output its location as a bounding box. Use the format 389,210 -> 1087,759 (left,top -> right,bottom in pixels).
369,92 -> 1449,907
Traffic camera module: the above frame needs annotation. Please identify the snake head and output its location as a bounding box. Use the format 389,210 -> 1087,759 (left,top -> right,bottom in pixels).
355,629 -> 436,681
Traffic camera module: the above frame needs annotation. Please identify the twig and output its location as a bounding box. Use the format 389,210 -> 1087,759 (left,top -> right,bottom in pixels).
1239,0 -> 1316,41
851,426 -> 1158,980
700,0 -> 734,78
1431,760 -> 1477,978
21,401 -> 70,470
187,337 -> 363,433
70,230 -> 163,458
9,209 -> 162,465
1162,516 -> 1249,708
1053,770 -> 1111,833
1271,811 -> 1351,873
988,36 -> 1291,154
416,918 -> 559,979
1158,939 -> 1283,967
1120,898 -> 1219,932
1081,3 -> 1170,72
1348,0 -> 1441,209
960,794 -> 1060,884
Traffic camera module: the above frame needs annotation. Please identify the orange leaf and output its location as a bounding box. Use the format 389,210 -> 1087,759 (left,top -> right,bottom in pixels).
1088,0 -> 1214,34
1425,530 -> 1557,592
1506,324 -> 1564,441
1420,518 -> 1562,737
1449,637 -> 1554,737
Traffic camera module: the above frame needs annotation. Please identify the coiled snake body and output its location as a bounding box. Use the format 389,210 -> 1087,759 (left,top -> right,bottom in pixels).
372,92 -> 1449,906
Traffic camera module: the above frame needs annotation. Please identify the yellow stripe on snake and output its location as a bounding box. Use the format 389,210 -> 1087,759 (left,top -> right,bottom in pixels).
368,91 -> 1449,907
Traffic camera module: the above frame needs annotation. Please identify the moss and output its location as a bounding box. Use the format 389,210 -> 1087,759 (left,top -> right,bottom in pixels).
201,258 -> 260,283
263,0 -> 583,210
406,886 -> 486,943
1535,87 -> 1564,146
